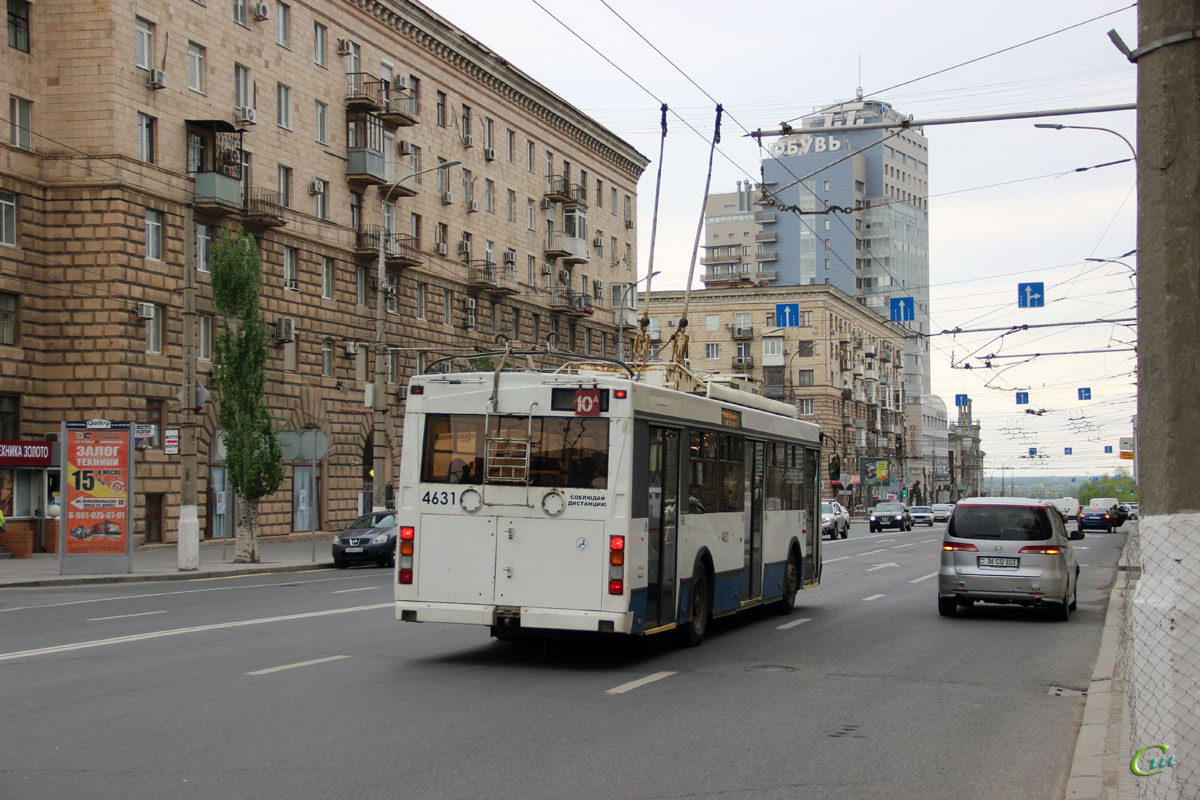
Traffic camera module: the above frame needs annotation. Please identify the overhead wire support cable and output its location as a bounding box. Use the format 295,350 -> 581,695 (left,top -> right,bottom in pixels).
633,104 -> 669,369
930,317 -> 1137,338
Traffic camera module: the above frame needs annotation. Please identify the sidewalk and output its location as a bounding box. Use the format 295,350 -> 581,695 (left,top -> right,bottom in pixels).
0,535 -> 337,588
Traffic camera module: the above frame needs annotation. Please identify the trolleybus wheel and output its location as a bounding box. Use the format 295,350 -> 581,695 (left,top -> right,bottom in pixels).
684,570 -> 711,647
776,553 -> 799,614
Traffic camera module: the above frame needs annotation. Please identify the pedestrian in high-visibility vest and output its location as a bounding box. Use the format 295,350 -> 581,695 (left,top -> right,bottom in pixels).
0,506 -> 6,533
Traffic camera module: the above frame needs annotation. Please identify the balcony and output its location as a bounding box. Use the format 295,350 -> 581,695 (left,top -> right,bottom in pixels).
752,270 -> 778,283
700,252 -> 740,267
842,415 -> 853,427
754,212 -> 777,224
346,113 -> 387,185
754,231 -> 777,243
754,250 -> 778,262
377,86 -> 418,128
241,187 -> 286,228
864,366 -> 878,382
561,235 -> 589,265
544,230 -> 570,258
731,326 -> 753,340
562,183 -> 588,208
193,171 -> 242,216
544,175 -> 571,203
468,262 -> 519,296
346,73 -> 385,113
879,350 -> 892,363
352,228 -> 421,267
701,271 -> 750,285
550,290 -> 592,315
733,356 -> 754,372
764,384 -> 785,400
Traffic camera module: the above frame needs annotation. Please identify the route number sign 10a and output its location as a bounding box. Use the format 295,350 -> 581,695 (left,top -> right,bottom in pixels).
574,389 -> 601,416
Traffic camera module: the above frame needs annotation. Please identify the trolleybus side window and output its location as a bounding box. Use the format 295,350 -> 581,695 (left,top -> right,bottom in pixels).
718,433 -> 744,512
687,431 -> 719,514
421,414 -> 485,485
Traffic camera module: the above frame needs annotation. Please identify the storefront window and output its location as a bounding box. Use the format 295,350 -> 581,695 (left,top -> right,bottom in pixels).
0,468 -> 37,517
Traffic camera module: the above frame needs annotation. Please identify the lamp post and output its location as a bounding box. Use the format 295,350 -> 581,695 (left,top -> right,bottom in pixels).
372,159 -> 460,512
1033,123 -> 1137,162
617,270 -> 660,361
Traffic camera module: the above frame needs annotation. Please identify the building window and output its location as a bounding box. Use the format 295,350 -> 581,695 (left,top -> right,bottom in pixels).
435,91 -> 446,126
349,191 -> 362,230
321,257 -> 333,299
797,399 -> 814,415
442,288 -> 451,325
198,315 -> 212,361
507,129 -> 515,161
484,179 -> 494,213
137,113 -> 155,163
796,340 -> 814,357
527,255 -> 536,287
527,198 -> 535,230
283,246 -> 298,290
798,310 -> 813,327
8,95 -> 31,149
460,105 -> 472,138
275,1 -> 289,47
797,369 -> 814,386
0,191 -> 15,246
506,189 -> 515,222
314,100 -> 328,143
233,0 -> 247,26
321,341 -> 333,377
705,315 -> 719,331
0,393 -> 16,439
355,266 -> 366,305
8,0 -> 30,52
277,83 -> 292,129
135,17 -> 154,69
233,64 -> 251,109
823,180 -> 830,192
416,282 -> 426,319
145,304 -> 163,353
145,210 -> 162,260
278,164 -> 292,207
187,42 -> 205,92
145,399 -> 162,446
314,179 -> 327,219
705,343 -> 719,360
313,22 -> 326,66
0,292 -> 15,345
195,223 -> 211,273
527,139 -> 534,170
387,350 -> 398,383
763,338 -> 783,357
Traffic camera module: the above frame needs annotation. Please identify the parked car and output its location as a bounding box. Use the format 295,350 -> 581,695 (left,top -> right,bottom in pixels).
909,506 -> 935,526
1126,503 -> 1140,520
869,502 -> 911,532
938,497 -> 1082,620
1078,503 -> 1119,534
332,512 -> 397,568
931,503 -> 954,522
821,500 -> 850,539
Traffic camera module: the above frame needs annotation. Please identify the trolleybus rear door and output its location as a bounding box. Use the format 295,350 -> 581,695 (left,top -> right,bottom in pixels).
745,440 -> 764,600
645,427 -> 680,628
417,513 -> 497,603
494,517 -> 605,610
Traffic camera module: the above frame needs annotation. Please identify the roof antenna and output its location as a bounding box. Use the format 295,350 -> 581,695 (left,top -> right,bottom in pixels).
856,55 -> 863,100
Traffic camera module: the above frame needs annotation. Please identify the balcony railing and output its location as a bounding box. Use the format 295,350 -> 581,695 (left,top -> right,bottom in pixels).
731,326 -> 753,340
754,212 -> 777,224
346,73 -> 384,112
550,290 -> 592,315
378,86 -> 418,127
754,250 -> 778,262
733,356 -> 754,372
545,230 -> 570,258
352,228 -> 420,266
544,175 -> 571,203
754,231 -> 777,243
241,187 -> 286,228
468,262 -> 519,295
193,172 -> 243,215
346,113 -> 387,185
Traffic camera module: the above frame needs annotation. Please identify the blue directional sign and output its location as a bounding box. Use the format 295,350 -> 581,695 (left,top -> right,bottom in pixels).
1078,387 -> 1092,401
1065,447 -> 1073,455
1071,477 -> 1077,483
774,303 -> 800,327
1105,445 -> 1113,454
889,297 -> 915,322
1092,476 -> 1100,482
1016,391 -> 1029,405
955,394 -> 969,408
1018,282 -> 1045,308
1118,485 -> 1124,491
1029,447 -> 1038,457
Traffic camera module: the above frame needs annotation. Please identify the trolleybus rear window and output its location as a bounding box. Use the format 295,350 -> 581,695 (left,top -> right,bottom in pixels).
421,414 -> 608,489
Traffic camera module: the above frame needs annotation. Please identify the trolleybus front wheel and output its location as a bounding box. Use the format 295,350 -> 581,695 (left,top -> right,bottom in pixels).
775,553 -> 799,614
684,570 -> 711,647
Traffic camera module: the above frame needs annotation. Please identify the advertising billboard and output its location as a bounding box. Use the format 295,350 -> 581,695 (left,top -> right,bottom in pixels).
59,421 -> 134,574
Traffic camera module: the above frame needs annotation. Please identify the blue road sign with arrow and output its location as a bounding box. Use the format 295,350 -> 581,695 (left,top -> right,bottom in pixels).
1029,447 -> 1038,456
1065,447 -> 1073,455
774,303 -> 799,327
955,394 -> 969,407
1105,445 -> 1113,454
1016,391 -> 1029,404
1018,282 -> 1045,308
1078,387 -> 1091,400
889,297 -> 915,322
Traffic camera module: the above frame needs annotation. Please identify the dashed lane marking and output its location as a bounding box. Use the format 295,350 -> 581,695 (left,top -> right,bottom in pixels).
246,655 -> 351,676
909,572 -> 938,583
862,594 -> 886,602
893,542 -> 917,548
859,549 -> 888,556
776,617 -> 812,631
919,538 -> 939,544
606,671 -> 677,695
87,610 -> 168,622
332,586 -> 379,594
824,556 -> 851,563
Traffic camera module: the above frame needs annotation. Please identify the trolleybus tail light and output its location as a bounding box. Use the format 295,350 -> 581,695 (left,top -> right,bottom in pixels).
410,385 -> 424,395
942,542 -> 978,552
613,389 -> 627,399
1019,544 -> 1061,555
398,526 -> 416,584
608,579 -> 624,595
608,536 -> 625,594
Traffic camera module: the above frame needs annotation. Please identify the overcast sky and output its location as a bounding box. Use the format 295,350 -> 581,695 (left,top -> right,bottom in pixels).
422,0 -> 1139,480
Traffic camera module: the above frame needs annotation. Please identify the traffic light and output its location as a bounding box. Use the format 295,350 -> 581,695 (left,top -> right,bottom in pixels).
901,488 -> 908,499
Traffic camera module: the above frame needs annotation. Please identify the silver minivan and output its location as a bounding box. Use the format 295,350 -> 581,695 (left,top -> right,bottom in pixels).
938,497 -> 1083,620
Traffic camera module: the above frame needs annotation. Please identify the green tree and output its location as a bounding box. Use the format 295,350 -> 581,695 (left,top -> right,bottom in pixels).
211,228 -> 283,563
1078,471 -> 1138,506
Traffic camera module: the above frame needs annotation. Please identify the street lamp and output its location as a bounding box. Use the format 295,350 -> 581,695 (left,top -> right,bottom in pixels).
617,271 -> 660,361
372,159 -> 461,512
1033,123 -> 1137,162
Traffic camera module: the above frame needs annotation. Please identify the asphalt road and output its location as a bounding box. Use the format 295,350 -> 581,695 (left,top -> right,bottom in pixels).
0,521 -> 1128,800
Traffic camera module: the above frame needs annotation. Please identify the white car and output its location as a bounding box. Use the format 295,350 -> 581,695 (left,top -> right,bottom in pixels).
931,503 -> 954,522
821,500 -> 850,539
909,506 -> 935,526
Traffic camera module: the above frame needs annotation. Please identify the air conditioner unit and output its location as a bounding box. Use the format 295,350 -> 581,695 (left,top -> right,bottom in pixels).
441,192 -> 454,205
336,39 -> 352,55
285,278 -> 299,292
434,242 -> 448,256
541,263 -> 553,275
558,270 -> 569,284
725,322 -> 733,329
668,319 -> 675,327
235,106 -> 257,125
503,251 -> 516,266
309,180 -> 324,195
396,140 -> 412,156
539,199 -> 551,210
624,218 -> 634,229
252,2 -> 269,20
457,240 -> 471,254
463,297 -> 476,310
344,341 -> 360,356
135,302 -> 155,319
467,200 -> 479,213
274,317 -> 296,342
593,280 -> 603,299
396,385 -> 408,399
394,75 -> 410,92
463,311 -> 476,329
461,135 -> 474,148
483,148 -> 496,161
148,70 -> 166,90
592,235 -> 603,247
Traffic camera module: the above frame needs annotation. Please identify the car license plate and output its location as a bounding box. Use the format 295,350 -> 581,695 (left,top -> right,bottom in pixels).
978,556 -> 1018,568
343,546 -> 364,553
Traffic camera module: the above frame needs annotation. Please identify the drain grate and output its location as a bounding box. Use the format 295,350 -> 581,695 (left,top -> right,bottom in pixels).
738,664 -> 797,673
1048,685 -> 1087,698
829,724 -> 867,739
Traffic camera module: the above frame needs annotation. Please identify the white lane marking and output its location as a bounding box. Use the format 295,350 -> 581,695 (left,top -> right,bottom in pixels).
87,610 -> 168,622
859,548 -> 888,556
0,574 -> 385,614
862,594 -> 886,602
919,538 -> 939,544
909,572 -> 938,584
776,617 -> 812,631
606,671 -> 677,695
824,556 -> 851,563
246,655 -> 351,676
867,562 -> 898,571
877,539 -> 894,543
0,603 -> 391,662
332,587 -> 379,594
893,542 -> 917,549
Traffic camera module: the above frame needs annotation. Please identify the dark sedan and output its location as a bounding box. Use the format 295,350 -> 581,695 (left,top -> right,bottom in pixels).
869,502 -> 911,532
332,512 -> 397,568
1077,504 -> 1118,534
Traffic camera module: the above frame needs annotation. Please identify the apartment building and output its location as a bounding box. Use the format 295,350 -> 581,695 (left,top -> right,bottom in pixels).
644,284 -> 907,507
0,0 -> 647,552
699,181 -> 778,288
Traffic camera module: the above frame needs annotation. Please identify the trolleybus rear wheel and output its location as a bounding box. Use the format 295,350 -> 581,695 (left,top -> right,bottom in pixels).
684,570 -> 711,647
776,553 -> 799,614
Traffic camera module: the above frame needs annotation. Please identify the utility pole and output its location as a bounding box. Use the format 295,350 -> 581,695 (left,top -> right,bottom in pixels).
178,206 -> 200,570
1131,0 -> 1200,793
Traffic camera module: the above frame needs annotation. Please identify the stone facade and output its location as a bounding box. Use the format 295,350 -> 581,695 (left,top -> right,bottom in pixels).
0,0 -> 647,546
644,284 -> 907,507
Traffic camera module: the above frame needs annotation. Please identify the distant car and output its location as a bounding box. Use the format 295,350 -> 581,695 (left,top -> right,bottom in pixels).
931,504 -> 954,522
331,512 -> 397,568
869,502 -> 911,532
1126,503 -> 1139,520
938,497 -> 1082,620
909,506 -> 935,526
821,500 -> 850,539
1078,503 -> 1118,533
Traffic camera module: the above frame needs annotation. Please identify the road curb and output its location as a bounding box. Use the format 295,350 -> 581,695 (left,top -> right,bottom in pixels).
0,561 -> 337,589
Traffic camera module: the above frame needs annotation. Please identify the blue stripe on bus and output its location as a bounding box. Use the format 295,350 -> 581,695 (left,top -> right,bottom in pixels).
677,580 -> 691,625
629,588 -> 648,633
762,560 -> 787,601
713,570 -> 742,615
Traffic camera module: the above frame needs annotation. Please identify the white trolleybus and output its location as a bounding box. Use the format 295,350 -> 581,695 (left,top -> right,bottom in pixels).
394,355 -> 823,645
